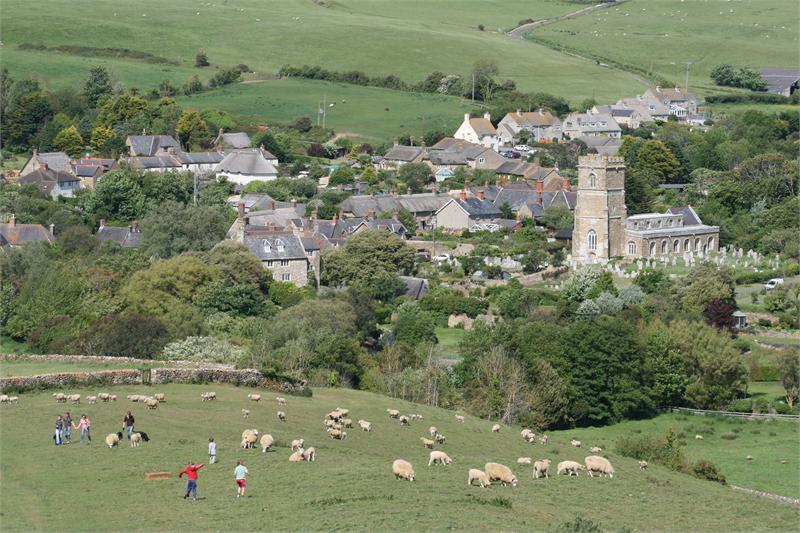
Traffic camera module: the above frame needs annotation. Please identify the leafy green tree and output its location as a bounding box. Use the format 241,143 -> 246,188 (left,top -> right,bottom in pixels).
176,109 -> 211,150
541,206 -> 573,230
632,140 -> 681,185
86,168 -> 147,220
82,66 -> 113,107
681,263 -> 735,314
643,327 -> 688,408
560,267 -> 603,303
139,201 -> 228,259
79,313 -> 168,358
98,92 -> 148,128
201,109 -> 236,133
5,90 -> 52,148
393,301 -> 437,346
251,131 -> 287,162
90,125 -> 124,156
53,125 -> 84,158
635,268 -> 671,294
321,230 -> 415,292
193,280 -> 270,317
471,59 -> 500,101
777,348 -> 800,408
195,51 -> 210,67
328,166 -> 355,187
398,163 -> 433,193
208,240 -> 270,289
37,112 -> 73,152
526,359 -> 569,429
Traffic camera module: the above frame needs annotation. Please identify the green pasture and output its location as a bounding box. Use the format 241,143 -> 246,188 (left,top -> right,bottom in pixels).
0,358 -> 167,378
0,383 -> 798,532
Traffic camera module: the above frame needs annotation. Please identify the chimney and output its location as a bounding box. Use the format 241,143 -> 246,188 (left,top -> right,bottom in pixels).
464,179 -> 471,191
516,109 -> 522,117
515,210 -> 522,222
9,214 -> 16,227
539,108 -> 545,116
655,86 -> 661,93
269,200 -> 275,210
391,209 -> 399,221
367,208 -> 375,220
484,180 -> 489,188
483,112 -> 491,122
218,128 -> 224,136
311,206 -> 318,220
535,179 -> 543,205
459,190 -> 468,201
477,190 -> 485,201
132,220 -> 139,232
464,113 -> 470,123
237,202 -> 245,219
244,215 -> 250,226
49,223 -> 55,236
562,178 -> 571,191
332,212 -> 339,225
431,186 -> 438,195
292,200 -> 297,208
393,140 -> 399,147
390,188 -> 398,197
99,218 -> 106,229
40,163 -> 48,172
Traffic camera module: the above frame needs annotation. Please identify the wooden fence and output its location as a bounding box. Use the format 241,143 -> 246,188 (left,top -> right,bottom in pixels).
671,407 -> 799,421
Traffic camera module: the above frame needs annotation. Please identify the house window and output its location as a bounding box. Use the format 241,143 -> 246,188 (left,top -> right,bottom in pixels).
276,239 -> 285,252
649,241 -> 656,256
262,240 -> 271,253
281,273 -> 291,281
684,238 -> 690,251
673,240 -> 679,253
661,240 -> 667,254
695,238 -> 701,252
667,219 -> 673,227
267,260 -> 274,267
628,241 -> 637,255
280,260 -> 289,267
708,237 -> 715,251
587,230 -> 597,251
588,173 -> 597,188
478,157 -> 485,164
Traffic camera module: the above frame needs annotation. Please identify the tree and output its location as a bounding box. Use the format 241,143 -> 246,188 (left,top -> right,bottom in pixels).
176,109 -> 211,150
644,327 -> 687,408
632,140 -> 681,185
393,301 -> 438,346
681,263 -> 735,314
471,59 -> 500,101
53,125 -> 84,158
139,201 -> 228,259
90,125 -> 124,157
195,51 -> 210,67
82,66 -> 113,108
777,348 -> 800,408
704,299 -> 737,331
328,166 -> 355,187
541,206 -> 573,230
397,163 -> 433,193
465,347 -> 531,424
98,92 -> 148,128
322,230 -> 414,288
80,313 -> 168,358
561,267 -> 603,303
5,90 -> 52,148
526,359 -> 568,429
86,168 -> 147,220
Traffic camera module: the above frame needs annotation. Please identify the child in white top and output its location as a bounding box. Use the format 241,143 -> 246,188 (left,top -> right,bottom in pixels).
208,437 -> 217,464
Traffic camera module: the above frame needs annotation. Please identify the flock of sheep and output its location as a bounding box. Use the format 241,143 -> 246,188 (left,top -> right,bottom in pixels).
0,394 -> 20,404
51,392 -> 121,404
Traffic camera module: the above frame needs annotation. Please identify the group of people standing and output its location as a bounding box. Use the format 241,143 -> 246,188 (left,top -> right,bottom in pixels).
54,413 -> 91,445
177,438 -> 249,501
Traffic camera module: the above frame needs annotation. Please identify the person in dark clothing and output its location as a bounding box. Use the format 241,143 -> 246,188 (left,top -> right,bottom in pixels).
123,412 -> 135,440
54,415 -> 64,445
179,462 -> 204,501
63,412 -> 73,444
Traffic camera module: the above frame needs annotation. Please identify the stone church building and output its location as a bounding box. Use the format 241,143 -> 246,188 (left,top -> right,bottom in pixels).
571,155 -> 719,264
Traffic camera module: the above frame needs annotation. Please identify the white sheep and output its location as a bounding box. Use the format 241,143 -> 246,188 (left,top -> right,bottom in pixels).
387,409 -> 400,418
303,447 -> 316,462
330,423 -> 343,431
276,396 -> 287,405
585,455 -> 614,478
325,410 -> 343,421
590,446 -> 602,453
324,419 -> 336,429
289,449 -> 305,462
524,433 -> 537,443
570,439 -> 582,448
484,463 -> 517,486
53,393 -> 67,403
241,429 -> 259,449
7,396 -> 18,404
468,468 -> 491,488
248,393 -> 262,402
260,434 -> 274,453
533,459 -> 551,479
399,415 -> 410,426
434,433 -> 447,445
746,455 -> 753,461
429,426 -> 438,438
491,424 -> 501,433
557,460 -> 585,476
455,414 -> 465,422
98,393 -> 110,402
392,459 -> 415,481
291,438 -> 305,451
130,432 -> 143,447
328,429 -> 347,440
358,419 -> 372,432
87,396 -> 97,404
145,398 -> 159,410
517,457 -> 532,465
428,451 -> 452,466
277,411 -> 286,422
153,393 -> 166,402
0,395 -> 9,403
109,395 -> 117,402
521,428 -> 533,440
420,437 -> 434,449
336,408 -> 349,417
538,435 -> 549,445
242,409 -> 250,418
695,435 -> 704,440
68,394 -> 81,404
342,418 -> 353,428
105,432 -> 121,449
639,460 -> 648,470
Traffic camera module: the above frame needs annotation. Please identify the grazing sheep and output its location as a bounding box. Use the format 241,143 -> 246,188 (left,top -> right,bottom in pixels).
428,451 -> 452,466
585,456 -> 614,478
241,430 -> 259,449
517,457 -> 532,465
303,447 -> 316,462
521,429 -> 533,440
570,439 -> 582,448
343,418 -> 353,428
276,397 -> 287,405
336,408 -> 349,417
399,415 -> 410,426
538,435 -> 549,445
330,423 -> 343,431
325,410 -> 343,421
533,459 -> 551,479
0,395 -> 9,403
639,460 -> 648,470
455,415 -> 465,422
201,392 -> 215,401
524,433 -> 536,443
7,396 -> 18,404
387,409 -> 400,418
434,433 -> 447,445
68,394 -> 81,404
695,435 -> 703,440
153,393 -> 165,402
109,395 -> 117,402
277,411 -> 286,422
484,463 -> 517,487
324,419 -> 336,429
98,393 -> 110,402
328,430 -> 347,440
291,438 -> 305,451
87,396 -> 97,404
392,459 -> 415,481
130,432 -> 143,447
358,419 -> 372,432
105,432 -> 122,449
746,455 -> 753,461
491,424 -> 501,433
247,393 -> 262,402
420,437 -> 434,449
53,393 -> 67,403
242,409 -> 250,419
590,447 -> 602,453
429,426 -> 438,438
557,460 -> 585,477
289,449 -> 305,462
468,468 -> 491,488
260,434 -> 274,453
145,398 -> 159,410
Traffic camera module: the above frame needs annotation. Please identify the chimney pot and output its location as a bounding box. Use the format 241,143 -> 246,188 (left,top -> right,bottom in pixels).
99,218 -> 106,229
464,113 -> 470,122
562,178 -> 571,191
483,112 -> 491,122
49,223 -> 55,236
237,201 -> 245,219
269,200 -> 275,210
516,109 -> 522,117
218,128 -> 224,136
41,163 -> 48,172
9,214 -> 16,227
459,190 -> 467,201
477,190 -> 485,201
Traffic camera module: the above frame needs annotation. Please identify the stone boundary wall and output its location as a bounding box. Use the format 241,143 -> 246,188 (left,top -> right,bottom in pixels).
730,485 -> 800,507
0,354 -> 234,370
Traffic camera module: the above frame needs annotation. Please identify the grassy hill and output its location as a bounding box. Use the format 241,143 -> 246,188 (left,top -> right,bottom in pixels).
1,382 -> 797,532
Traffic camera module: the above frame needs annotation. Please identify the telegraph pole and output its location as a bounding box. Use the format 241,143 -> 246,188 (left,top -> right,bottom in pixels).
471,74 -> 475,103
684,62 -> 692,94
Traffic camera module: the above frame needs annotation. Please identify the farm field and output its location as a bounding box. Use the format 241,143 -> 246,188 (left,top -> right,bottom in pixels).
0,0 -> 640,103
0,359 -> 168,378
532,0 -> 800,94
176,79 -> 469,142
1,383 -> 798,532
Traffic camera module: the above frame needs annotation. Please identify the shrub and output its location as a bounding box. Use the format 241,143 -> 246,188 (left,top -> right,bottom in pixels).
615,428 -> 685,471
728,399 -> 753,413
690,460 -> 727,484
551,517 -> 605,533
162,336 -> 248,364
719,432 -> 738,440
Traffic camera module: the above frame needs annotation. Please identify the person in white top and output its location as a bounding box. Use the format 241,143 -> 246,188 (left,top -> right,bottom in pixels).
208,437 -> 217,464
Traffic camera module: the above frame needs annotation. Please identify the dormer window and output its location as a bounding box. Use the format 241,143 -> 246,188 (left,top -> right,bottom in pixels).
262,240 -> 271,253
276,239 -> 285,252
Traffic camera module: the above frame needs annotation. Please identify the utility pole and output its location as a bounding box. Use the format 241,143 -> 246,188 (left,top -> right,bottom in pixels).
322,94 -> 327,129
193,173 -> 199,206
471,73 -> 475,103
684,62 -> 692,94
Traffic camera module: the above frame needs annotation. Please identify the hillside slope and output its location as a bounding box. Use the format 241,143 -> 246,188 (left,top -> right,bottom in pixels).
1,384 -> 797,532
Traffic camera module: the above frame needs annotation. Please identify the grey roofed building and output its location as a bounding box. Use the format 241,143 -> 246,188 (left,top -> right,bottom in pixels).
243,232 -> 307,261
398,276 -> 429,299
667,206 -> 702,226
453,197 -> 502,218
383,145 -> 425,163
563,112 -> 621,138
174,151 -> 226,165
578,135 -> 622,156
126,135 -> 180,156
18,167 -> 78,195
214,130 -> 251,149
493,188 -> 537,211
760,68 -> 800,96
216,149 -> 278,178
20,151 -> 72,176
0,214 -> 54,246
96,222 -> 142,248
121,155 -> 183,170
336,217 -> 407,238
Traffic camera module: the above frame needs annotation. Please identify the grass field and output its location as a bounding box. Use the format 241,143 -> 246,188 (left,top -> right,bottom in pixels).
532,0 -> 800,94
0,359 -> 167,378
433,327 -> 466,363
176,79 -> 470,141
1,383 -> 798,532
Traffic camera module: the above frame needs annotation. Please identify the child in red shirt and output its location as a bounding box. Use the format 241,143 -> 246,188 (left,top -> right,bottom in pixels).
179,462 -> 204,501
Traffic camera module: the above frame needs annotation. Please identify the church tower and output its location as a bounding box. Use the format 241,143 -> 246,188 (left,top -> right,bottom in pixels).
571,155 -> 627,264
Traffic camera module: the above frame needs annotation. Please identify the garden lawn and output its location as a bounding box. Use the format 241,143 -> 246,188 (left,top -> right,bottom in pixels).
0,384 -> 798,532
434,327 -> 466,363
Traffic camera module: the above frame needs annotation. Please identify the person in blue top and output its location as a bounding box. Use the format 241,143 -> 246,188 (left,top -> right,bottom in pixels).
234,460 -> 249,498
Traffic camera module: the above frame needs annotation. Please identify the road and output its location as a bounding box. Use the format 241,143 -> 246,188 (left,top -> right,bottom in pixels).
507,2 -> 622,40
736,277 -> 799,296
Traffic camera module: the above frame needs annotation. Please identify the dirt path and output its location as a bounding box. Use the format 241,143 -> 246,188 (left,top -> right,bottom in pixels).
507,1 -> 622,39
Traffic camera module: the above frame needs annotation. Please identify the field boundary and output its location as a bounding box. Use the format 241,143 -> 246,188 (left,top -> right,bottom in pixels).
0,353 -> 234,369
731,485 -> 800,507
507,1 -> 626,39
670,407 -> 799,421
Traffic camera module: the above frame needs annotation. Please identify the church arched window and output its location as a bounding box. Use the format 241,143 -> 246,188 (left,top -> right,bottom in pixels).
588,173 -> 597,188
708,237 -> 714,251
587,230 -> 597,251
684,238 -> 690,251
661,240 -> 667,254
628,241 -> 636,255
673,240 -> 680,253
649,241 -> 656,256
695,238 -> 701,252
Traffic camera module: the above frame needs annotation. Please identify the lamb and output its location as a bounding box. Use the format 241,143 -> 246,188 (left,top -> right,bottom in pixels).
87,396 -> 97,404
336,408 -> 349,417
584,455 -> 614,478
153,393 -> 166,402
491,424 -> 501,433
242,409 -> 250,419
325,411 -> 343,421
145,398 -> 159,410
590,446 -> 602,453
277,411 -> 286,422
302,447 -> 316,462
0,395 -> 9,403
434,433 -> 447,445
289,449 -> 305,462
420,437 -> 434,449
7,396 -> 18,404
392,459 -> 415,481
428,451 -> 452,466
695,435 -> 704,440
533,459 -> 551,479
746,455 -> 753,461
557,460 -> 585,476
276,397 -> 287,405
328,429 -> 347,440
524,433 -> 537,443
429,426 -> 438,438
521,428 -> 533,439
342,418 -> 353,428
248,393 -> 261,402
358,419 -> 372,432
201,392 -> 214,401
108,394 -> 116,402
517,457 -> 532,465
241,429 -> 259,449
53,393 -> 67,403
570,439 -> 582,448
68,394 -> 81,404
455,415 -> 465,422
639,460 -> 648,470
468,468 -> 491,488
538,435 -> 549,445
330,423 -> 343,431
387,409 -> 400,418
130,432 -> 143,447
484,463 -> 517,487
291,438 -> 305,451
105,432 -> 122,449
399,415 -> 410,426
324,419 -> 336,428
98,393 -> 110,402
260,434 -> 274,453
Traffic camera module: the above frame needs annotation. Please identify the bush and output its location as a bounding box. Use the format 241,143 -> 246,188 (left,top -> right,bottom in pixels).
615,428 -> 685,471
690,460 -> 726,484
719,432 -> 738,440
728,399 -> 753,413
162,336 -> 248,364
551,517 -> 605,533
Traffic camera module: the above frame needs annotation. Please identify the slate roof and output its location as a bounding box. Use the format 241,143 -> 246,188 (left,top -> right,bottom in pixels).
175,151 -> 226,165
96,225 -> 142,248
667,206 -> 702,226
122,155 -> 182,170
501,110 -> 560,128
341,193 -> 449,217
648,86 -> 695,103
73,158 -> 115,170
564,113 -> 621,134
578,136 -> 622,156
0,220 -> 54,246
218,132 -> 251,149
242,232 -> 307,261
127,135 -> 180,156
453,197 -> 502,218
383,145 -> 425,162
760,68 -> 800,95
18,168 -> 79,195
469,117 -> 496,136
72,165 -> 104,178
398,276 -> 429,299
338,218 -> 407,236
34,152 -> 72,172
217,149 -> 278,176
493,189 -> 537,210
